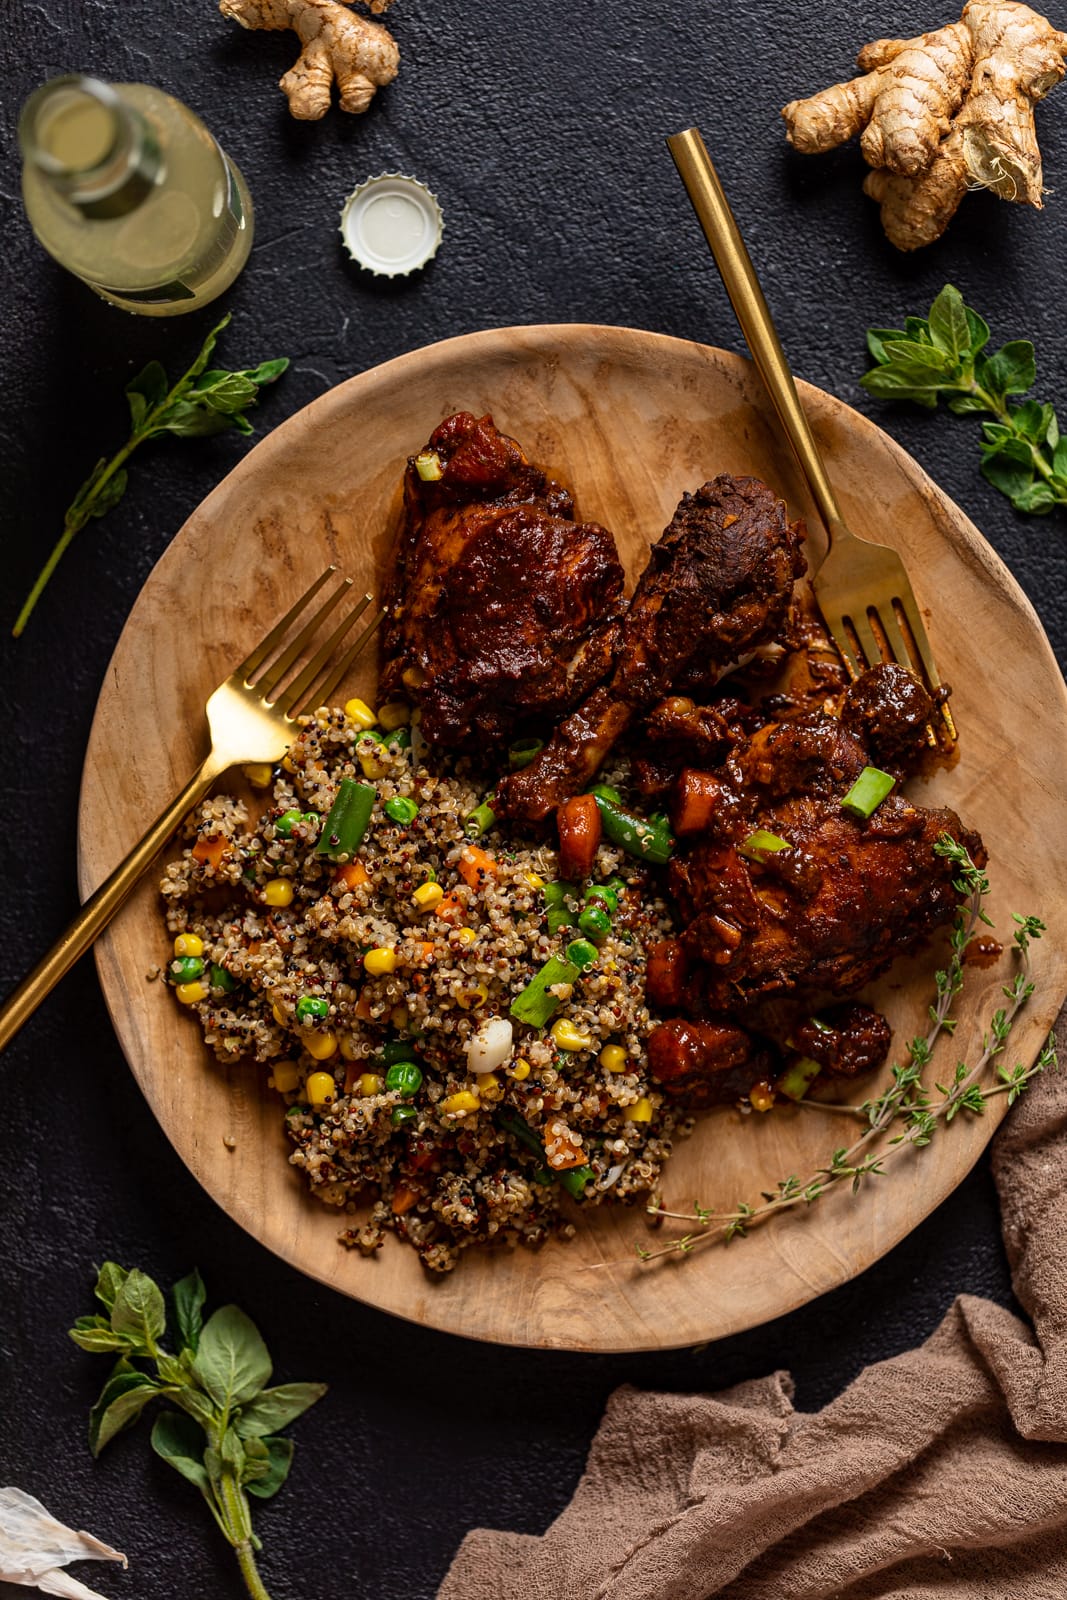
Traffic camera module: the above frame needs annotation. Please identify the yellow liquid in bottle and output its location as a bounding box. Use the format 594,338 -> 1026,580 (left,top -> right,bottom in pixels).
21,80 -> 254,316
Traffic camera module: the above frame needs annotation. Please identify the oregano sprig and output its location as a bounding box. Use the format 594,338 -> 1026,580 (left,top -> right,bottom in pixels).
639,840 -> 1054,1262
860,283 -> 1067,517
70,1263 -> 325,1600
13,314 -> 288,637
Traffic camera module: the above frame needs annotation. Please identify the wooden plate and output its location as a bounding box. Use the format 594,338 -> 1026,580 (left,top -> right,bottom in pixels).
80,325 -> 1067,1352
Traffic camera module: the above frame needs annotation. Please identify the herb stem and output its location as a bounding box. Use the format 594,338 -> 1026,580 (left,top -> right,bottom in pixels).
220,1469 -> 272,1600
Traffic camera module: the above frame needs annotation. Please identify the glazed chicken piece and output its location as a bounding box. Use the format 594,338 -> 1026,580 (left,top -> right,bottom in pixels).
497,474 -> 807,822
378,412 -> 625,750
670,791 -> 985,1010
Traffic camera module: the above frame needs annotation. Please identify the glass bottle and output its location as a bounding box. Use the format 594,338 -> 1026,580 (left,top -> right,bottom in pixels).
19,75 -> 254,316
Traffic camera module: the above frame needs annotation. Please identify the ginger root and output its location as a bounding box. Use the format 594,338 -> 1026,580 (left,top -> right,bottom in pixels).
220,0 -> 400,119
782,1 -> 1067,249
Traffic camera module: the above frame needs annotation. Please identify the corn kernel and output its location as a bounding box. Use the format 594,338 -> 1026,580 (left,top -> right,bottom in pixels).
242,763 -> 274,789
441,1089 -> 480,1116
508,1058 -> 531,1081
748,1083 -> 776,1113
523,871 -> 545,890
302,1030 -> 338,1061
413,881 -> 444,910
358,751 -> 390,780
455,927 -> 477,945
364,947 -> 398,976
174,933 -> 204,958
378,700 -> 411,731
550,1019 -> 593,1052
175,980 -> 208,1005
264,879 -> 294,908
344,697 -> 377,730
339,1034 -> 360,1060
599,1044 -> 628,1073
359,1072 -> 384,1096
281,754 -> 297,774
476,1072 -> 504,1102
272,1002 -> 287,1027
270,1061 -> 300,1093
623,1096 -> 654,1123
456,981 -> 489,1011
306,1070 -> 338,1108
390,1005 -> 410,1030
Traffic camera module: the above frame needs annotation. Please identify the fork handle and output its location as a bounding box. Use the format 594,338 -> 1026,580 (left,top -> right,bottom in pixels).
0,752 -> 227,1052
667,127 -> 850,547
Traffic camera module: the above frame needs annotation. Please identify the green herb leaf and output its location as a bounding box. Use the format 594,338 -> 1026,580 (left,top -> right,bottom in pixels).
244,1436 -> 294,1500
863,287 -> 1066,517
234,1381 -> 328,1438
193,1305 -> 272,1411
172,1269 -> 207,1353
126,360 -> 169,429
70,1315 -> 130,1354
151,1412 -> 213,1498
94,1263 -> 132,1311
89,1368 -> 160,1456
110,1269 -> 167,1350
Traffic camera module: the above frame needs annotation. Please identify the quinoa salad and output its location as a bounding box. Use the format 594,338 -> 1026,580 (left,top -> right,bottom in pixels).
159,701 -> 679,1273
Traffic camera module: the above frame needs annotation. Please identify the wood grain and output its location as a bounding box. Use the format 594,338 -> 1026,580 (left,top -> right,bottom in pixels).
78,326 -> 1067,1352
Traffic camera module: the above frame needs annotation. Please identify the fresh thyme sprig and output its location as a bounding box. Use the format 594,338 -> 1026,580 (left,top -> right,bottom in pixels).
639,839 -> 1053,1262
13,314 -> 288,637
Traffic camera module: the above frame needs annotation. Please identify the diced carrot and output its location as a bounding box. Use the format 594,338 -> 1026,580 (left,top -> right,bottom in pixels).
192,835 -> 228,869
543,1114 -> 586,1170
343,1062 -> 361,1095
391,1184 -> 419,1214
434,892 -> 466,924
353,992 -> 376,1022
334,860 -> 370,892
671,770 -> 725,837
645,938 -> 689,1008
407,1140 -> 440,1173
556,794 -> 602,881
410,940 -> 436,965
458,844 -> 499,890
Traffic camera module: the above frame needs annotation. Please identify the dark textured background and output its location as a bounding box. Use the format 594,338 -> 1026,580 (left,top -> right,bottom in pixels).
2,2 -> 1066,1596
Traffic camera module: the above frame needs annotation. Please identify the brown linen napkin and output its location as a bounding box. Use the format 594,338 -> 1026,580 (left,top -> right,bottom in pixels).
439,1009 -> 1067,1600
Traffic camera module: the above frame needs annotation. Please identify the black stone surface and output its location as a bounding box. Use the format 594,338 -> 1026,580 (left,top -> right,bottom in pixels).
2,3 -> 1066,1597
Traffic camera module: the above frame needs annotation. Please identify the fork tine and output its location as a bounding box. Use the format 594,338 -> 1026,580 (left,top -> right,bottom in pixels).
311,607 -> 386,711
275,594 -> 376,717
893,591 -> 942,694
848,609 -> 882,673
879,605 -> 914,675
253,578 -> 353,701
237,567 -> 338,682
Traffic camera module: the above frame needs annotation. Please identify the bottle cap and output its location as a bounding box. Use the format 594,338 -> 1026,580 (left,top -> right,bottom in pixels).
339,173 -> 444,277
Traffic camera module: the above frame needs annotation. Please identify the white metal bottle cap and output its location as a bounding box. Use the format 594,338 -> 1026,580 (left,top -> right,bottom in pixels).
339,173 -> 444,277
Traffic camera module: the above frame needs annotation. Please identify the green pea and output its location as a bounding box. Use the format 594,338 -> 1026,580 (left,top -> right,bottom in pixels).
296,996 -> 330,1023
584,884 -> 619,913
385,1062 -> 423,1097
391,1105 -> 419,1127
384,727 -> 411,750
565,939 -> 599,970
169,956 -> 205,984
358,728 -> 385,745
578,906 -> 612,942
379,1040 -> 422,1065
274,808 -> 303,837
384,796 -> 419,825
209,964 -> 238,993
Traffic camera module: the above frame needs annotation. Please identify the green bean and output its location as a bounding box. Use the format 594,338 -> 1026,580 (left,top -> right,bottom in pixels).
315,778 -> 376,859
509,955 -> 580,1027
592,796 -> 674,864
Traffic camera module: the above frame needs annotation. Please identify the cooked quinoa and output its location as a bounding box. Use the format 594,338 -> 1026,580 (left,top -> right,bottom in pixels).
159,705 -> 678,1272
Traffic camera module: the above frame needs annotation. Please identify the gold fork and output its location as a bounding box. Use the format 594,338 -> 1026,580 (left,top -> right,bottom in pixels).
667,127 -> 956,743
0,568 -> 382,1051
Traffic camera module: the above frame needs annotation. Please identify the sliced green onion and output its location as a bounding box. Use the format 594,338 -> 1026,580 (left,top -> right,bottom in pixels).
811,1017 -> 833,1034
545,907 -> 575,936
841,765 -> 895,819
542,880 -> 576,908
414,450 -> 443,481
390,1105 -> 419,1126
510,955 -> 580,1028
384,796 -> 419,825
464,797 -> 497,838
508,737 -> 544,770
379,1040 -> 423,1065
558,1164 -> 594,1199
593,796 -> 673,865
586,783 -> 622,804
315,778 -> 376,860
738,828 -> 792,862
775,1056 -> 822,1102
565,938 -> 599,970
